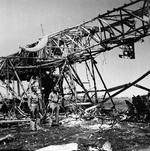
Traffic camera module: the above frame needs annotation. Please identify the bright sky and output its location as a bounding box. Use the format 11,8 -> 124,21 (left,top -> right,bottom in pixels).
0,0 -> 150,97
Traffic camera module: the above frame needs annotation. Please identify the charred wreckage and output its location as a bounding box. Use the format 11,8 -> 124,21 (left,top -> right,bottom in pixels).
0,0 -> 150,125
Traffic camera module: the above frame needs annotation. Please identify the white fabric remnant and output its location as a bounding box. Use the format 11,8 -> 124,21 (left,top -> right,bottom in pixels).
36,143 -> 78,151
22,35 -> 48,52
101,141 -> 112,151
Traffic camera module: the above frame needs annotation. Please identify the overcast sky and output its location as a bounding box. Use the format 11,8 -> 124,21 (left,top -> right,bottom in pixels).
0,0 -> 150,97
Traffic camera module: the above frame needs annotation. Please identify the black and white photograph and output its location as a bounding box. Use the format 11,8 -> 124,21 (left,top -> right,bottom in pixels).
0,0 -> 150,150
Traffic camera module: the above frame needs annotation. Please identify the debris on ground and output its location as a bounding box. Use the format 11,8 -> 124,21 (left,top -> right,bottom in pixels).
36,142 -> 78,151
0,134 -> 14,144
101,141 -> 112,151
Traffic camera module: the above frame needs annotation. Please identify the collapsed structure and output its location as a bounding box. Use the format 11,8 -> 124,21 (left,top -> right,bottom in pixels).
0,0 -> 150,119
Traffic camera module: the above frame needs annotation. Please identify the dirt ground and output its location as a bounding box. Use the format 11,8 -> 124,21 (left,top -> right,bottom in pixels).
0,115 -> 150,151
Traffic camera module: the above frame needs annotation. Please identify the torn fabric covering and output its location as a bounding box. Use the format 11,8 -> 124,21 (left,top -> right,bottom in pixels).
21,35 -> 48,52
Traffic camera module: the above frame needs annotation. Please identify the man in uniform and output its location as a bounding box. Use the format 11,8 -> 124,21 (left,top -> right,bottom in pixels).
47,86 -> 61,126
28,85 -> 42,131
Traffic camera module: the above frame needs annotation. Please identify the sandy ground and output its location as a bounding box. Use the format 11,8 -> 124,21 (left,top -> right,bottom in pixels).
0,115 -> 150,151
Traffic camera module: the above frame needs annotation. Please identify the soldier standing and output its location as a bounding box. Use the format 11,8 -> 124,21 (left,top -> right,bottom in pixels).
28,85 -> 42,131
47,87 -> 61,126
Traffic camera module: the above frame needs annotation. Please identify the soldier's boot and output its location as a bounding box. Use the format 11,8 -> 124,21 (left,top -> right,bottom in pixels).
48,117 -> 53,127
30,120 -> 36,131
36,118 -> 42,130
55,106 -> 60,126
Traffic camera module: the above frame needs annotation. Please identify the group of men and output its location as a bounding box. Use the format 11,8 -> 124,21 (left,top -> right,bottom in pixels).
28,83 -> 61,131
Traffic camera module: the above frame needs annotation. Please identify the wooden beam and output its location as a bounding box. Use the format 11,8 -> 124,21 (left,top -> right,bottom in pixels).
91,58 -> 98,103
69,64 -> 93,103
134,84 -> 150,92
17,80 -> 20,96
9,60 -> 26,96
0,119 -> 30,124
85,70 -> 150,112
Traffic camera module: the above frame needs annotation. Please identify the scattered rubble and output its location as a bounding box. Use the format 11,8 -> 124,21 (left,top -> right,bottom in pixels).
36,142 -> 78,151
0,134 -> 14,144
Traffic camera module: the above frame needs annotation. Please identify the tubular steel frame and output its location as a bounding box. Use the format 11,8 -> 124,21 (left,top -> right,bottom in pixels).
0,0 -> 149,115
